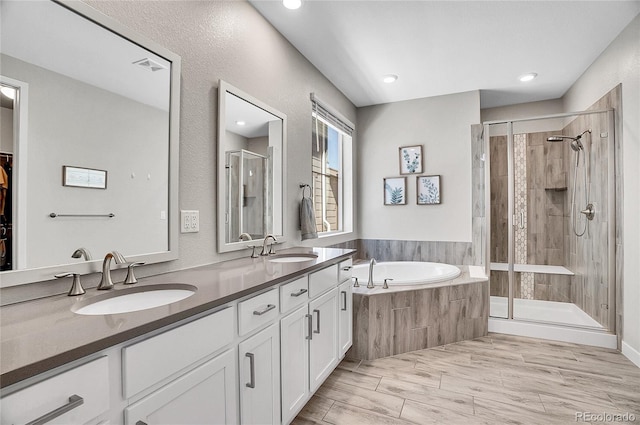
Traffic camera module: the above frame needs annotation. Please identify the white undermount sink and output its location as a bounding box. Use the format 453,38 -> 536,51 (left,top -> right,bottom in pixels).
72,284 -> 197,315
268,253 -> 318,263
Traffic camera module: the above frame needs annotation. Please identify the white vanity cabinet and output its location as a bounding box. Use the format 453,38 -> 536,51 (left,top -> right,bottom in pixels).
1,255 -> 353,425
124,348 -> 238,425
280,260 -> 353,425
238,323 -> 280,425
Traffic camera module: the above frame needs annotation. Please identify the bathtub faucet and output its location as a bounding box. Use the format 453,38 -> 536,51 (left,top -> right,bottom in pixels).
367,258 -> 377,289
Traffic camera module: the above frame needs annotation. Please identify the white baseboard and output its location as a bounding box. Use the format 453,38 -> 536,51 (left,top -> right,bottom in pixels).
622,341 -> 640,368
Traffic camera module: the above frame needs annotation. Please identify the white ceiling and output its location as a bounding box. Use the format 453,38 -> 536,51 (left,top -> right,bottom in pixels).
250,0 -> 640,108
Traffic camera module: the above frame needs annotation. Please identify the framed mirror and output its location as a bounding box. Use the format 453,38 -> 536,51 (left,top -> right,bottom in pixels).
0,0 -> 180,287
217,80 -> 286,253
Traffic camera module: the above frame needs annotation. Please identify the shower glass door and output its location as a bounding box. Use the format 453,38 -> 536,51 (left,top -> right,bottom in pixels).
486,110 -> 615,332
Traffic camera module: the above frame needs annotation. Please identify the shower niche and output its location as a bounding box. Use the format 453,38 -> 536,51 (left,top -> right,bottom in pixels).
484,107 -> 616,337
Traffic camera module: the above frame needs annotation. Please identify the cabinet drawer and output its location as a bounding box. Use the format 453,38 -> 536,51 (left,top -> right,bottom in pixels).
238,288 -> 279,336
309,264 -> 338,298
1,357 -> 109,425
280,276 -> 308,314
123,306 -> 234,398
338,258 -> 353,283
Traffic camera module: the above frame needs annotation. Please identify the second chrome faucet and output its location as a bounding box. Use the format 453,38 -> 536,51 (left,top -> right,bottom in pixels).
97,251 -> 127,290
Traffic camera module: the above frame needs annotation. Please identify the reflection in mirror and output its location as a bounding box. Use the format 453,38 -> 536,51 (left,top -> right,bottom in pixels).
0,1 -> 180,286
218,81 -> 286,252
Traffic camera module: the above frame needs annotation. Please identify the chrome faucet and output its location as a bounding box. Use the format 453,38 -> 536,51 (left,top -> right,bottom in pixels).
97,251 -> 127,290
71,247 -> 92,261
367,258 -> 377,288
260,234 -> 277,256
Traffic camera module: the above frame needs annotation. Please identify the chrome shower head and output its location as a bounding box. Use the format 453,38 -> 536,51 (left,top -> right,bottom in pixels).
546,129 -> 591,151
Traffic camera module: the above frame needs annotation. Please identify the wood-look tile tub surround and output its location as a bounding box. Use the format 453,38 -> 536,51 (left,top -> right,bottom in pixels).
349,269 -> 489,360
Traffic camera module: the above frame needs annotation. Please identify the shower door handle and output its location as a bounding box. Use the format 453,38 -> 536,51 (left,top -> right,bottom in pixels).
519,211 -> 525,229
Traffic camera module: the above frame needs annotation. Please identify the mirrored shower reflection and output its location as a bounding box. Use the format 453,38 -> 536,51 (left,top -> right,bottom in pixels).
225,149 -> 268,243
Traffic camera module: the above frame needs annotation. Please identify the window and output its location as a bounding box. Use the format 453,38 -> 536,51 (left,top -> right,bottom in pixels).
311,96 -> 353,235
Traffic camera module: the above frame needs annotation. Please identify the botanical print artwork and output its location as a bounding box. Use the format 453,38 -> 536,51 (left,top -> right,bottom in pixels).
417,175 -> 441,205
384,177 -> 406,205
399,145 -> 423,174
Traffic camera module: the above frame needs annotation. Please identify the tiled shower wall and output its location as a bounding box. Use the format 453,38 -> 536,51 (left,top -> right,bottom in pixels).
489,130 -> 572,302
563,87 -> 620,331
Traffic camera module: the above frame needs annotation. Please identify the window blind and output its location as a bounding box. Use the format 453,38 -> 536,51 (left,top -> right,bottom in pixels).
310,93 -> 354,136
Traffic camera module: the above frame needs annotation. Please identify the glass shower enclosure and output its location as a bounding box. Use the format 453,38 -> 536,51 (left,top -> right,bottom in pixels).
484,109 -> 615,334
225,149 -> 268,243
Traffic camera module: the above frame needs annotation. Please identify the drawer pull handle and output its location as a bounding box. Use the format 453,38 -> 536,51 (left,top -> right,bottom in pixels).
290,288 -> 308,297
342,266 -> 352,271
313,309 -> 321,334
136,422 -> 148,425
306,313 -> 313,340
253,304 -> 276,316
341,291 -> 347,311
246,352 -> 256,388
26,394 -> 84,425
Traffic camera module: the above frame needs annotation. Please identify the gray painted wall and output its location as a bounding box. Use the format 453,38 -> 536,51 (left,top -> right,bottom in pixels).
84,0 -> 358,280
357,90 -> 480,243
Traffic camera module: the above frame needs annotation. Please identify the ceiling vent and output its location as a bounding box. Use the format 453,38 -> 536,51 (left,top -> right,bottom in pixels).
132,58 -> 167,72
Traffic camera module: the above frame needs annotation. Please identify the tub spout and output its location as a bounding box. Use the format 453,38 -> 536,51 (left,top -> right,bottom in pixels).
367,258 -> 377,288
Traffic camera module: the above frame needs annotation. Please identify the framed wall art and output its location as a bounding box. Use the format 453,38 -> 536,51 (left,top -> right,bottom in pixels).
384,177 -> 406,205
399,145 -> 423,174
417,175 -> 441,205
62,165 -> 107,189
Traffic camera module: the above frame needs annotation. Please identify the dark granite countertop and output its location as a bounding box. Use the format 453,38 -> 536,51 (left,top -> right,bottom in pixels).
0,247 -> 354,389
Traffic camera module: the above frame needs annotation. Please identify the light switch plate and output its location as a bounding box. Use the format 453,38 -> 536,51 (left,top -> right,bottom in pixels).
180,210 -> 199,233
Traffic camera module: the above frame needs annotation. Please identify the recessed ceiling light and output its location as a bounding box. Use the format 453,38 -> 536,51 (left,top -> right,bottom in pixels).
283,0 -> 301,10
383,74 -> 398,84
236,121 -> 246,126
519,73 -> 538,82
1,86 -> 16,100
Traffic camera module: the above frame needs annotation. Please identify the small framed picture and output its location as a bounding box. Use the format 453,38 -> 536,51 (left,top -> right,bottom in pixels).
384,177 -> 406,205
417,175 -> 441,205
63,166 -> 107,189
399,145 -> 423,174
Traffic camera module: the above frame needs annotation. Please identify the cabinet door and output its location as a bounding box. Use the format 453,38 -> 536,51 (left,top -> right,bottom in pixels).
280,305 -> 310,425
238,323 -> 280,425
308,287 -> 339,393
125,348 -> 238,425
338,279 -> 353,358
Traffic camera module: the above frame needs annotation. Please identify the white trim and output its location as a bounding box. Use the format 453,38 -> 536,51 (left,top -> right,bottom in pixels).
622,341 -> 640,368
0,75 -> 28,271
489,317 -> 617,349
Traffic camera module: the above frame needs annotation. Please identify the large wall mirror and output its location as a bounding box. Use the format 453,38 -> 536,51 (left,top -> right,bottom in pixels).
217,80 -> 286,253
0,0 -> 180,287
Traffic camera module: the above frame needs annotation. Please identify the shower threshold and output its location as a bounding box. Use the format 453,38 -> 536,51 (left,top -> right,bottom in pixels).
489,296 -> 616,349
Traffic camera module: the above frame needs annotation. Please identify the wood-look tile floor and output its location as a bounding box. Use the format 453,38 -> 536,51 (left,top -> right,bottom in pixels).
293,333 -> 640,424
